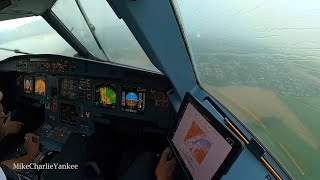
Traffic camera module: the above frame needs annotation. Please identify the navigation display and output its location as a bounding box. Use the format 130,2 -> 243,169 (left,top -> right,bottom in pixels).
60,79 -> 76,100
95,83 -> 116,108
35,77 -> 46,95
61,103 -> 76,125
121,86 -> 146,113
24,76 -> 33,93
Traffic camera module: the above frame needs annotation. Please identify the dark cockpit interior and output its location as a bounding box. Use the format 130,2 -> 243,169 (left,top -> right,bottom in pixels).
0,0 -> 297,179
0,55 -> 175,179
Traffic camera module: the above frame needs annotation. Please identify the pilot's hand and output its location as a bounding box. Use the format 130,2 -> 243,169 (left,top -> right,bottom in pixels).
156,147 -> 177,180
3,120 -> 24,136
24,133 -> 40,159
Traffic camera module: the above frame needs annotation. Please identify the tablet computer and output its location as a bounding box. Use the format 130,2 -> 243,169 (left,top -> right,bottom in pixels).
167,92 -> 243,180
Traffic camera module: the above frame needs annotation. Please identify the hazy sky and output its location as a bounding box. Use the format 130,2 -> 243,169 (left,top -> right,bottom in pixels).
1,0 -> 319,68
175,0 -> 320,55
0,16 -> 75,60
0,0 -> 157,71
0,16 -> 39,30
52,0 -> 157,70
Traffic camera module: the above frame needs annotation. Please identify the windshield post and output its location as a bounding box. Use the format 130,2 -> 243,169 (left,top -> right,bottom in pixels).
51,0 -> 160,71
74,0 -> 110,61
42,11 -> 99,60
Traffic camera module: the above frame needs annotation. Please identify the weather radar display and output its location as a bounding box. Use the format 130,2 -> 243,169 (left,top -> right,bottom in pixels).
121,86 -> 146,113
95,83 -> 116,108
35,77 -> 45,95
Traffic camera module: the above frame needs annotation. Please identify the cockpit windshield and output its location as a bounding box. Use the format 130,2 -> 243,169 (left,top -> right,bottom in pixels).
0,16 -> 76,61
52,0 -> 160,72
172,0 -> 320,179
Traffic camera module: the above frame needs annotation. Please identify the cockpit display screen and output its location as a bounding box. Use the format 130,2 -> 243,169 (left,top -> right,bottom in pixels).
60,79 -> 76,100
24,76 -> 33,93
35,77 -> 45,95
168,93 -> 243,180
121,86 -> 146,113
61,103 -> 76,125
95,83 -> 116,108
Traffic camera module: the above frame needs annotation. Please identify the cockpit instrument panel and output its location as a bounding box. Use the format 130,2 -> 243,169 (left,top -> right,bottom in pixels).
95,83 -> 117,108
17,58 -> 73,73
61,103 -> 76,125
60,79 -> 76,100
121,86 -> 146,113
150,90 -> 169,108
35,77 -> 46,95
16,75 -> 23,86
24,76 -> 33,93
1,55 -> 174,131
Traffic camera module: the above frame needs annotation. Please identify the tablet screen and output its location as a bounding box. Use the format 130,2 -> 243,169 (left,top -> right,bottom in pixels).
172,102 -> 233,180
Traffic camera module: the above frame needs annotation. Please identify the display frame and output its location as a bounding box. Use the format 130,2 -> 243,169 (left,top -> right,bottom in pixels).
59,78 -> 77,101
34,76 -> 46,96
94,82 -> 117,109
23,76 -> 34,94
167,92 -> 244,180
120,86 -> 147,114
60,103 -> 76,125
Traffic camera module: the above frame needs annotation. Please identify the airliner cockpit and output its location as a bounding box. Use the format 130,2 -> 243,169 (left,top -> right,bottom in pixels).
0,0 -> 319,180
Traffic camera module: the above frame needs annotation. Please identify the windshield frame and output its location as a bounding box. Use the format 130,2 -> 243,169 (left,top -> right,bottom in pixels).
0,15 -> 78,60
168,0 -> 292,178
74,0 -> 110,61
50,0 -> 161,73
43,10 -> 102,61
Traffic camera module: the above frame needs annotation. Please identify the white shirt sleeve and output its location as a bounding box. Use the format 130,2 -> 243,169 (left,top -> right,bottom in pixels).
0,167 -> 7,180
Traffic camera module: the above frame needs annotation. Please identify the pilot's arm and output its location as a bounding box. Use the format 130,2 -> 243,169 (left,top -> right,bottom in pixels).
0,119 -> 24,142
0,91 -> 24,142
155,148 -> 177,180
1,133 -> 39,172
0,100 -> 23,141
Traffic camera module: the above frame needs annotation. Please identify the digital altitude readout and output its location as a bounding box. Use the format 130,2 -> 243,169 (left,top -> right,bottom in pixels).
95,83 -> 116,108
121,86 -> 146,113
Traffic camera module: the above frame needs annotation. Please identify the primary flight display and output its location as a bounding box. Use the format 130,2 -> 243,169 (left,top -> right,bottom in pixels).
121,86 -> 146,113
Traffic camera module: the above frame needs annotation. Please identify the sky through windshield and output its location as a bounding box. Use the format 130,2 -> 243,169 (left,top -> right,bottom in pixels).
0,16 -> 76,60
52,0 -> 160,72
173,0 -> 320,179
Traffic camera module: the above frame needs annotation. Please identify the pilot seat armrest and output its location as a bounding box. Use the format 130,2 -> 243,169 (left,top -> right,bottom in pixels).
40,133 -> 88,180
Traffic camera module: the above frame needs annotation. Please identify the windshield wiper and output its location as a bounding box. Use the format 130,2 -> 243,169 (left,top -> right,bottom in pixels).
0,47 -> 32,55
75,0 -> 110,61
